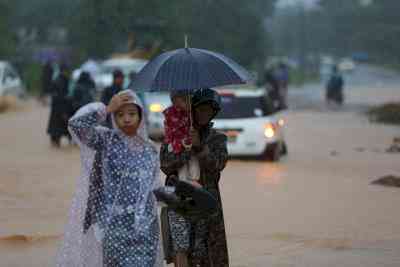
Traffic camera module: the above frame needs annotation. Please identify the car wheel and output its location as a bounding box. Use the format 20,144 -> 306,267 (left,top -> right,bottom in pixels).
261,142 -> 282,162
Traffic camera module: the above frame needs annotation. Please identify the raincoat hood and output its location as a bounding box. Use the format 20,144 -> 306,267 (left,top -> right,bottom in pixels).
111,89 -> 149,143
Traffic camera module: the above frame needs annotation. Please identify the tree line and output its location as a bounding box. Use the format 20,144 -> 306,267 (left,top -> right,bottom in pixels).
272,0 -> 400,66
0,0 -> 276,70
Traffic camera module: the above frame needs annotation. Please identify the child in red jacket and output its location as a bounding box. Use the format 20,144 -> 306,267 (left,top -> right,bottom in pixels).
163,91 -> 200,182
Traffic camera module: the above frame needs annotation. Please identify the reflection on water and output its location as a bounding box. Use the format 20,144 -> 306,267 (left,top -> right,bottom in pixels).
233,232 -> 353,250
230,232 -> 400,267
0,235 -> 59,243
255,162 -> 286,185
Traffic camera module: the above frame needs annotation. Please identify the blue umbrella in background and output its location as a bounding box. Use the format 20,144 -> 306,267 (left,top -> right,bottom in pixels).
130,47 -> 252,92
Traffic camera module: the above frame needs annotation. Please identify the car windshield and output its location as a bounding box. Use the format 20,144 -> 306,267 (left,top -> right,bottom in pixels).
101,66 -> 116,74
216,94 -> 275,119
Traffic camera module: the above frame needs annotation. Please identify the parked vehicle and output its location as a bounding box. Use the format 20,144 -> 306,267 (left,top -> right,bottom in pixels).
338,58 -> 356,73
0,61 -> 26,98
72,58 -> 149,94
97,58 -> 148,90
214,88 -> 287,161
142,91 -> 170,140
143,87 -> 287,161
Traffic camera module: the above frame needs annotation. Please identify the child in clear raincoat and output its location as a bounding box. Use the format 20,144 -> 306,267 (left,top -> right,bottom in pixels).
56,90 -> 163,267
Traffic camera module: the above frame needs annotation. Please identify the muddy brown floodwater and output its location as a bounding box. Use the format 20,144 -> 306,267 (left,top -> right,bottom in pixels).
1,78 -> 399,266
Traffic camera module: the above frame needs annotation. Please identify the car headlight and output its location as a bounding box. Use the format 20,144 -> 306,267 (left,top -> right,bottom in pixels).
264,123 -> 275,138
278,119 -> 285,127
149,103 -> 163,113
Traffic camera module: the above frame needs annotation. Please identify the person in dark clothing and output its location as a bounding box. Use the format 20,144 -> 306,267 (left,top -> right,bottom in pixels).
71,71 -> 96,114
276,63 -> 289,109
39,60 -> 54,104
100,69 -> 124,128
47,64 -> 73,147
160,88 -> 229,267
264,68 -> 281,112
326,65 -> 344,106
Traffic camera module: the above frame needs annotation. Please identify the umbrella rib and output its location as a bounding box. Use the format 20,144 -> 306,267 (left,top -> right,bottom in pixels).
196,48 -> 251,83
185,48 -> 201,90
188,48 -> 229,90
192,48 -> 243,89
151,51 -> 179,91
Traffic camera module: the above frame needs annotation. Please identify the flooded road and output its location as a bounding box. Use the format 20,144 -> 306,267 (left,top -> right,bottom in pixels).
1,65 -> 399,266
224,115 -> 400,266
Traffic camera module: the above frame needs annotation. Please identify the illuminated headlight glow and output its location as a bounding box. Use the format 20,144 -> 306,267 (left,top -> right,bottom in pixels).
149,103 -> 163,113
278,119 -> 285,127
264,123 -> 275,138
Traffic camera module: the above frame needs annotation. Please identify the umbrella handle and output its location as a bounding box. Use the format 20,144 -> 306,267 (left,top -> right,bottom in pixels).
185,93 -> 192,129
186,93 -> 193,180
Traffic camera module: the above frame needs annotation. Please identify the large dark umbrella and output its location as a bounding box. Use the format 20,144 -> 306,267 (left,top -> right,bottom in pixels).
130,48 -> 252,91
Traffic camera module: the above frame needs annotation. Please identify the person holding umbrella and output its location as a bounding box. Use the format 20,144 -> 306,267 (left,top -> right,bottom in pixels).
131,46 -> 251,266
160,88 -> 229,267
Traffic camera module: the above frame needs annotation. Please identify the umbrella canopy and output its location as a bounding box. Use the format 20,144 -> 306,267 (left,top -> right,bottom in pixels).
130,48 -> 252,92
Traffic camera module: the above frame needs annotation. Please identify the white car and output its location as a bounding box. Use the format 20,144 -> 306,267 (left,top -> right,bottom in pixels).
143,88 -> 287,161
72,58 -> 149,92
0,61 -> 25,98
338,58 -> 356,72
143,91 -> 170,140
214,88 -> 287,161
96,58 -> 148,90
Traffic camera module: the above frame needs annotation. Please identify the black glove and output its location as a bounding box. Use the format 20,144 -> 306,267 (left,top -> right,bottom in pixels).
154,177 -> 219,219
175,180 -> 218,214
153,187 -> 181,210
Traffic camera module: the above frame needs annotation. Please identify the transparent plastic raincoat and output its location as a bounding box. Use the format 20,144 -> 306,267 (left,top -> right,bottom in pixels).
56,90 -> 163,267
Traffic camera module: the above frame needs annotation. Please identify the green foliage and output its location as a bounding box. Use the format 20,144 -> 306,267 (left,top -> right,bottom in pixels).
23,63 -> 43,95
69,0 -> 276,67
3,0 -> 277,70
0,0 -> 15,58
160,0 -> 275,67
